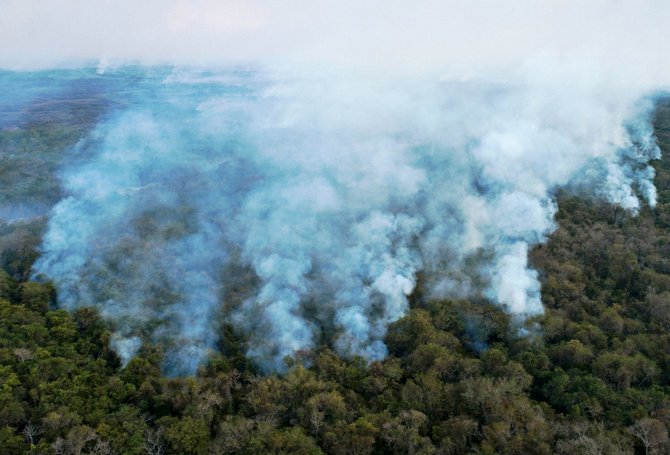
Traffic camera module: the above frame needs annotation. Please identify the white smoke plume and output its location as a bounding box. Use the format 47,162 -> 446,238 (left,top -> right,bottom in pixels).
21,66 -> 660,374
1,1 -> 668,373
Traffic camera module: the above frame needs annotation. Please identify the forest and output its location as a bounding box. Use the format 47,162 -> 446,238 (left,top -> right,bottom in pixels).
0,95 -> 669,454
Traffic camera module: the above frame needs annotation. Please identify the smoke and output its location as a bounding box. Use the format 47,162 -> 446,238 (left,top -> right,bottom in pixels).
19,64 -> 659,374
1,0 -> 667,373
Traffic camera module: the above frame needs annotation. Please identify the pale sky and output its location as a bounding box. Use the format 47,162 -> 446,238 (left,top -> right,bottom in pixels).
1,0 -> 669,86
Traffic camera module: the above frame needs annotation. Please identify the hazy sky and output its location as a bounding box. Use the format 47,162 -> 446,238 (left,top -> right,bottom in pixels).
1,0 -> 669,83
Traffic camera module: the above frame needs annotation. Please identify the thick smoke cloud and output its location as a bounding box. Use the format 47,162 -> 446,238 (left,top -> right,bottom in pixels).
2,1 -> 668,373
29,67 -> 661,374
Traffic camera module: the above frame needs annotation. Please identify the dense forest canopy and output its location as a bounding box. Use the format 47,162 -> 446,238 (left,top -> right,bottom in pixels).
0,66 -> 668,454
1,1 -> 669,453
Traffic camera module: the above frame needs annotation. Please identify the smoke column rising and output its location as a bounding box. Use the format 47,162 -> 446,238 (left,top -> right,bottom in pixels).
26,66 -> 661,374
2,0 -> 667,374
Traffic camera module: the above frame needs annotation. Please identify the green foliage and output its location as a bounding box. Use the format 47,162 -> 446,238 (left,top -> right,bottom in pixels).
1,99 -> 670,453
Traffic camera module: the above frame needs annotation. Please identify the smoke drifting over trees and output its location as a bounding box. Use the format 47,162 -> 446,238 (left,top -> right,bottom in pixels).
1,1 -> 669,374
7,67 -> 657,374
